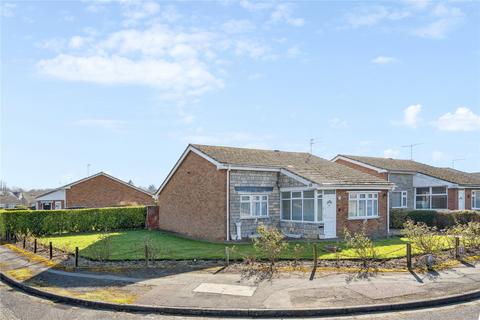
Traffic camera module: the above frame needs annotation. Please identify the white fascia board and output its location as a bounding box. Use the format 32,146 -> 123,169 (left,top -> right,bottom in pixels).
332,156 -> 388,173
280,168 -> 318,187
319,184 -> 395,191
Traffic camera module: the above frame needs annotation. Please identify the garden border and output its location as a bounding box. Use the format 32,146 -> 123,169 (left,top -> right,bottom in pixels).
1,270 -> 479,318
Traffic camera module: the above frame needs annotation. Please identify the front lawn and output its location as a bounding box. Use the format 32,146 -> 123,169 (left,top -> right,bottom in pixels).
38,230 -> 452,261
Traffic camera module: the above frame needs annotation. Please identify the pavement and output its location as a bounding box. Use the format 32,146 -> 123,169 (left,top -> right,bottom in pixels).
1,244 -> 480,311
1,283 -> 479,320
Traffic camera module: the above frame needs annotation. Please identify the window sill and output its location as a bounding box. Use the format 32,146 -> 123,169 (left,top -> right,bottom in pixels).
240,216 -> 269,220
391,207 -> 407,209
348,216 -> 379,220
280,219 -> 324,225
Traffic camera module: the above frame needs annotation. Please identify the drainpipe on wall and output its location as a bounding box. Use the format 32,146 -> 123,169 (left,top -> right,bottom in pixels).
226,165 -> 231,241
387,173 -> 390,236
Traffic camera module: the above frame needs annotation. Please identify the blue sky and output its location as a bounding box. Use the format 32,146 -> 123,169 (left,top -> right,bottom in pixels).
1,0 -> 479,190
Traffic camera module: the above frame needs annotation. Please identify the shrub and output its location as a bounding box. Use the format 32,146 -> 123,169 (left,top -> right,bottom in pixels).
0,207 -> 146,238
253,225 -> 287,273
343,224 -> 377,267
403,220 -> 439,255
390,209 -> 480,229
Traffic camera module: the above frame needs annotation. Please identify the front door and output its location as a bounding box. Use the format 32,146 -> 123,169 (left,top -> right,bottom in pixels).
458,189 -> 465,210
323,190 -> 337,238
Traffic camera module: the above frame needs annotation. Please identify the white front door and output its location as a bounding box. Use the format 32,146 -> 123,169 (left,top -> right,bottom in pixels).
322,190 -> 337,238
458,189 -> 465,210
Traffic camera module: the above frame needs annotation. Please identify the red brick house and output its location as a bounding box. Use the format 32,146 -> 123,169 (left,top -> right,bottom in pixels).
332,155 -> 480,211
154,144 -> 394,242
35,172 -> 154,209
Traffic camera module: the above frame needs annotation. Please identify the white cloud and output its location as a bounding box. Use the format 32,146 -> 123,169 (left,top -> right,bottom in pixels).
239,0 -> 273,12
395,104 -> 422,128
286,45 -> 301,58
346,6 -> 410,28
234,40 -> 275,60
0,2 -> 15,17
329,118 -> 349,129
222,19 -> 255,34
75,119 -> 127,131
270,4 -> 305,27
432,150 -> 448,162
403,0 -> 430,11
413,4 -> 464,39
383,148 -> 400,158
248,73 -> 264,80
69,36 -> 88,49
433,107 -> 480,131
122,1 -> 160,24
371,56 -> 398,64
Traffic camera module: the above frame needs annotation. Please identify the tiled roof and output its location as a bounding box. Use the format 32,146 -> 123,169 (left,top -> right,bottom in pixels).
0,191 -> 22,206
191,144 -> 392,186
338,155 -> 480,186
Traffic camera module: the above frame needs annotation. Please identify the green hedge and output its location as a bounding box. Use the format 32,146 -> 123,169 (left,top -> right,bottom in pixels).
390,209 -> 480,229
0,206 -> 147,238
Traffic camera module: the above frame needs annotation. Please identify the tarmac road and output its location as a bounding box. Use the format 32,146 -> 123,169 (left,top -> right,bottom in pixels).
1,282 -> 479,320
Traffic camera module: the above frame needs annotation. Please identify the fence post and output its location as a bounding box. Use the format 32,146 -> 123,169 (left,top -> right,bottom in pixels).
406,243 -> 412,271
49,242 -> 53,260
310,244 -> 318,281
75,247 -> 79,268
455,236 -> 460,260
225,247 -> 230,266
23,237 -> 26,249
34,238 -> 37,254
144,245 -> 149,266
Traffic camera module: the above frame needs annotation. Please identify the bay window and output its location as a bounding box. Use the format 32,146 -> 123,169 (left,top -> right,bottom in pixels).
415,187 -> 447,210
391,191 -> 408,208
281,190 -> 322,222
348,192 -> 378,218
473,191 -> 480,210
240,195 -> 268,218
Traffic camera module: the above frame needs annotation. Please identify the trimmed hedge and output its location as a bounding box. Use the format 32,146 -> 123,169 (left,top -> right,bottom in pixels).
0,206 -> 147,238
390,209 -> 480,229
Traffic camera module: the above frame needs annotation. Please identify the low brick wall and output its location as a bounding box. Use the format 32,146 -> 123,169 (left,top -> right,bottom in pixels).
146,206 -> 160,230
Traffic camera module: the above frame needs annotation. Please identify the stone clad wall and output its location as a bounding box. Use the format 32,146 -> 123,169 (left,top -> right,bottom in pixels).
229,170 -> 280,239
389,173 -> 414,209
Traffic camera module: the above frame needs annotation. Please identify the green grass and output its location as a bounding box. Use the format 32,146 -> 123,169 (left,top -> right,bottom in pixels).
38,230 -> 453,261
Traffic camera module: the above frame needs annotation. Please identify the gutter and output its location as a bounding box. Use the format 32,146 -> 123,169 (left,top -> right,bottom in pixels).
387,173 -> 390,235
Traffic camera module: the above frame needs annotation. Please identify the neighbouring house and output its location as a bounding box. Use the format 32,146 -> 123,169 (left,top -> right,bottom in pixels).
332,155 -> 480,211
154,144 -> 394,242
0,191 -> 22,209
35,172 -> 154,209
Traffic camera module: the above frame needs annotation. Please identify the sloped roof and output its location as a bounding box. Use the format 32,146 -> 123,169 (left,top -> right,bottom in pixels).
0,191 -> 22,206
36,172 -> 153,199
336,155 -> 480,186
191,144 -> 392,187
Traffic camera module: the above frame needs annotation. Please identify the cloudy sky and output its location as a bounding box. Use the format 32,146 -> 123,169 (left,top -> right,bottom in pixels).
1,0 -> 479,189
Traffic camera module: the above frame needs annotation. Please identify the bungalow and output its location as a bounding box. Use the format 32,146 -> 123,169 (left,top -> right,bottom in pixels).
332,155 -> 480,211
154,144 -> 394,242
35,172 -> 154,209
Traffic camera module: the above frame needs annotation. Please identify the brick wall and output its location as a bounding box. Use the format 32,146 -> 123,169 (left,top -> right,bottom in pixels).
448,188 -> 458,210
157,151 -> 227,241
336,190 -> 388,237
66,175 -> 153,208
334,159 -> 388,180
466,189 -> 473,210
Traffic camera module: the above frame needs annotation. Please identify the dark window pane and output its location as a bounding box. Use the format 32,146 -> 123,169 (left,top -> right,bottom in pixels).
303,199 -> 314,221
431,195 -> 447,209
416,196 -> 430,209
391,192 -> 401,207
292,199 -> 302,220
432,187 -> 447,194
281,192 -> 290,199
303,190 -> 314,198
282,200 -> 291,220
416,188 -> 430,195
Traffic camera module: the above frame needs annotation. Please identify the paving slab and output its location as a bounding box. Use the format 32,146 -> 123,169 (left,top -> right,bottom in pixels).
193,283 -> 257,297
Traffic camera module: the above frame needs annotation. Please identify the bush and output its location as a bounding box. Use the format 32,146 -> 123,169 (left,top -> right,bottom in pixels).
343,224 -> 377,267
253,225 -> 287,273
403,220 -> 439,255
390,209 -> 480,229
0,207 -> 147,239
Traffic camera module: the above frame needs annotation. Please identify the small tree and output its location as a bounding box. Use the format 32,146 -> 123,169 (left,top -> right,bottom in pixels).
343,225 -> 376,268
253,225 -> 287,274
89,233 -> 112,262
403,220 -> 439,255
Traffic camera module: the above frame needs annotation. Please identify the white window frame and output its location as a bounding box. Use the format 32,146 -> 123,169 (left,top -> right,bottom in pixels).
348,192 -> 379,219
280,190 -> 323,223
414,186 -> 448,210
240,194 -> 268,218
391,190 -> 408,208
472,190 -> 480,210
